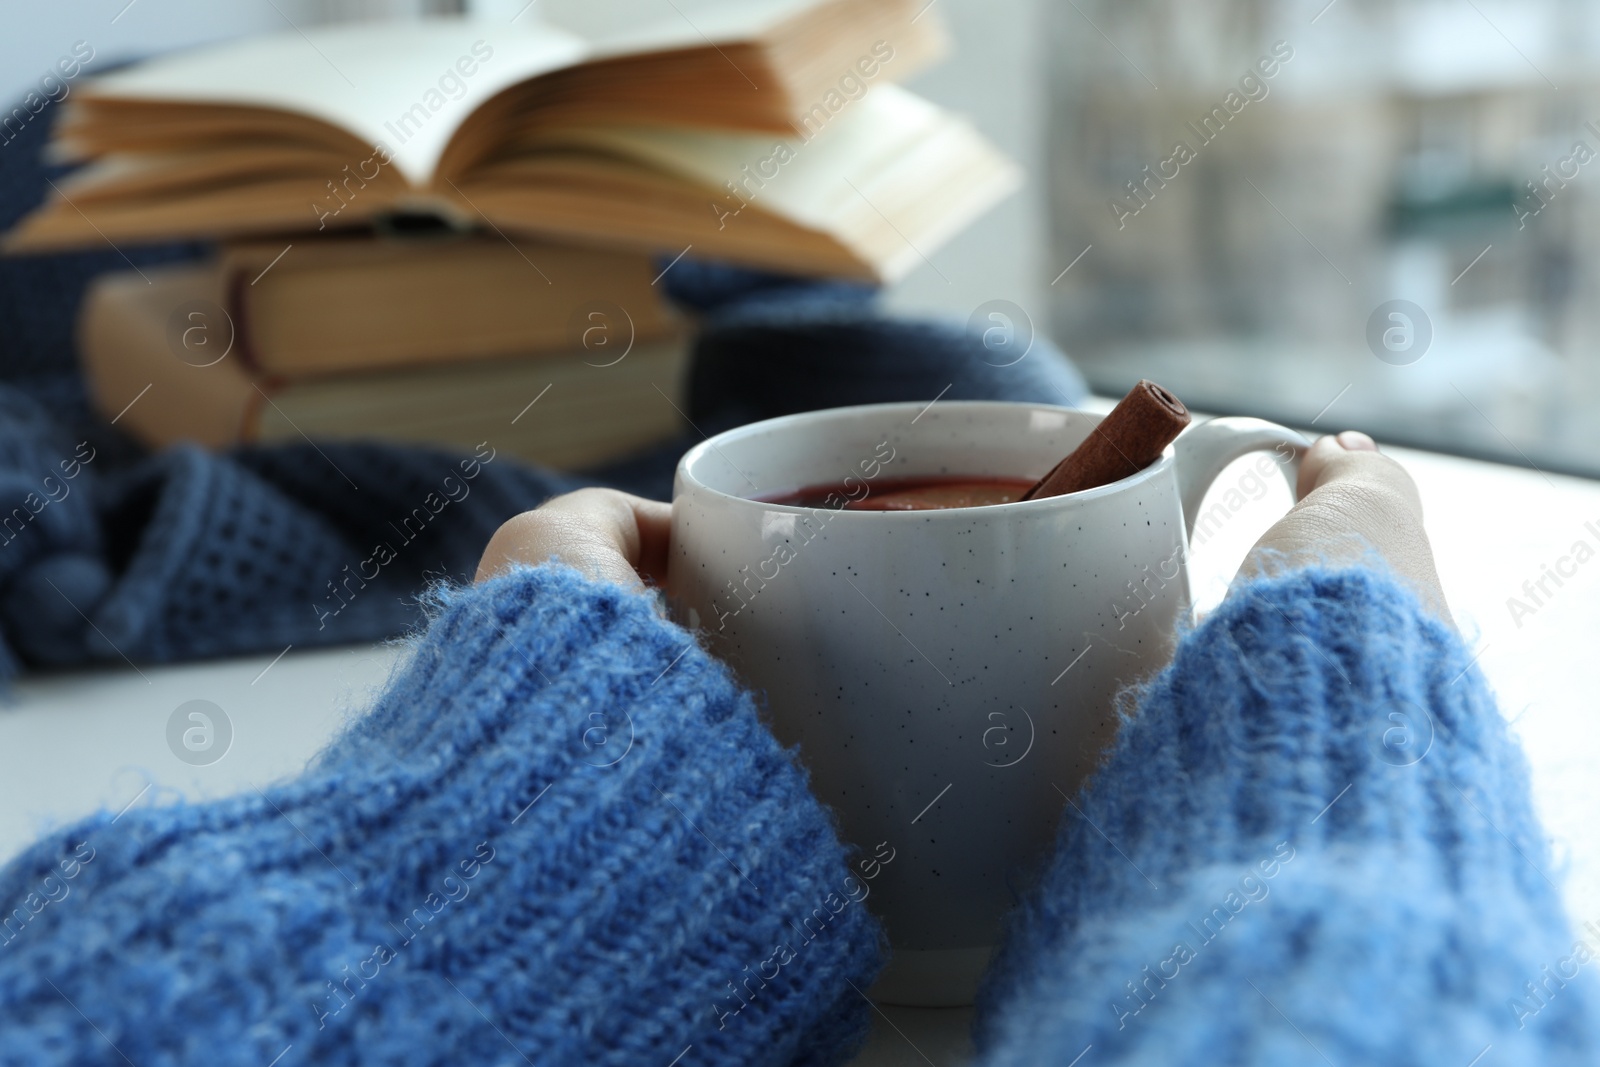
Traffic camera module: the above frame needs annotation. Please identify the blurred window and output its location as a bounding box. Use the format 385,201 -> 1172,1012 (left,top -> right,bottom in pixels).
1048,0 -> 1600,475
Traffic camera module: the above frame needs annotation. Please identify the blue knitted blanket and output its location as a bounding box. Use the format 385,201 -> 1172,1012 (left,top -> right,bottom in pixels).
0,104 -> 1086,679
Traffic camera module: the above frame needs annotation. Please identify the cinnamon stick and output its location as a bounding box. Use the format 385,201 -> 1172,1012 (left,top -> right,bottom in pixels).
1022,380 -> 1190,500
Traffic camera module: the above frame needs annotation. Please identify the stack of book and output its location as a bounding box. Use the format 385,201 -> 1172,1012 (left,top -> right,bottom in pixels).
6,1 -> 1019,467
81,237 -> 688,467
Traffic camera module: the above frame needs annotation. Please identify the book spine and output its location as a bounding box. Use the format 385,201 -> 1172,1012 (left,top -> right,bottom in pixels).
78,270 -> 264,447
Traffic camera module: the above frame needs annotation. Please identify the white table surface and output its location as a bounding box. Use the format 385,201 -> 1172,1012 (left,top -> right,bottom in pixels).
2,437 -> 1596,1067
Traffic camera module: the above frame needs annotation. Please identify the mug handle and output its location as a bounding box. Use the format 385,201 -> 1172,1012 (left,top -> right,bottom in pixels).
1173,417 -> 1312,541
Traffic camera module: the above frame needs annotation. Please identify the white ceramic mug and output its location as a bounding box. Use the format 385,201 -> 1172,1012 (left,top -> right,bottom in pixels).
666,401 -> 1308,1006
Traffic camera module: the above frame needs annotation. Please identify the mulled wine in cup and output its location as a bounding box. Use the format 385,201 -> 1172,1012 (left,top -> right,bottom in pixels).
666,400 -> 1307,1005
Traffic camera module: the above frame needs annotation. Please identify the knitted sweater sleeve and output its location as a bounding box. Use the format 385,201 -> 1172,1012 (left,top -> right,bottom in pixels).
0,564 -> 883,1067
974,565 -> 1600,1066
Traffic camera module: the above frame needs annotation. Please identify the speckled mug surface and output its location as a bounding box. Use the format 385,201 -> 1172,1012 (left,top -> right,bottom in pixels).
666,401 -> 1307,1006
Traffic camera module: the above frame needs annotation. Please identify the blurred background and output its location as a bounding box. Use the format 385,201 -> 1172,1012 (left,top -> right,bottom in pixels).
8,0 -> 1597,472
1049,0 -> 1600,477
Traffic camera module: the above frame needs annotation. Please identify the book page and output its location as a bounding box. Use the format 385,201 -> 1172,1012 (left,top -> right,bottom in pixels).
534,86 -> 951,227
544,0 -> 824,58
81,20 -> 590,185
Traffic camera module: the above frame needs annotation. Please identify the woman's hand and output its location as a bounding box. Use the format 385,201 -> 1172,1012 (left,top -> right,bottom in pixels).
475,488 -> 671,590
1239,430 -> 1449,619
478,435 -> 1446,618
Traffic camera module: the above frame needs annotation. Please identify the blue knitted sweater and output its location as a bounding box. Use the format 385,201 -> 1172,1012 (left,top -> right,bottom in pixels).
0,563 -> 1593,1065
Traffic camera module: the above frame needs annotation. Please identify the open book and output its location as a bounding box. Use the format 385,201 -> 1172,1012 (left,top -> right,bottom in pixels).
4,4 -> 1019,280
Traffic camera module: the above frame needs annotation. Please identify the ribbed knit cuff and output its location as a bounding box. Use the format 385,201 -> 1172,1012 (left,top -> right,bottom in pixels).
975,564 -> 1599,1066
0,564 -> 885,1067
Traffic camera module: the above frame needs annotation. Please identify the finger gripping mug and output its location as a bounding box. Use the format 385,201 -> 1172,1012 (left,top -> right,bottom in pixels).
666,401 -> 1307,1006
